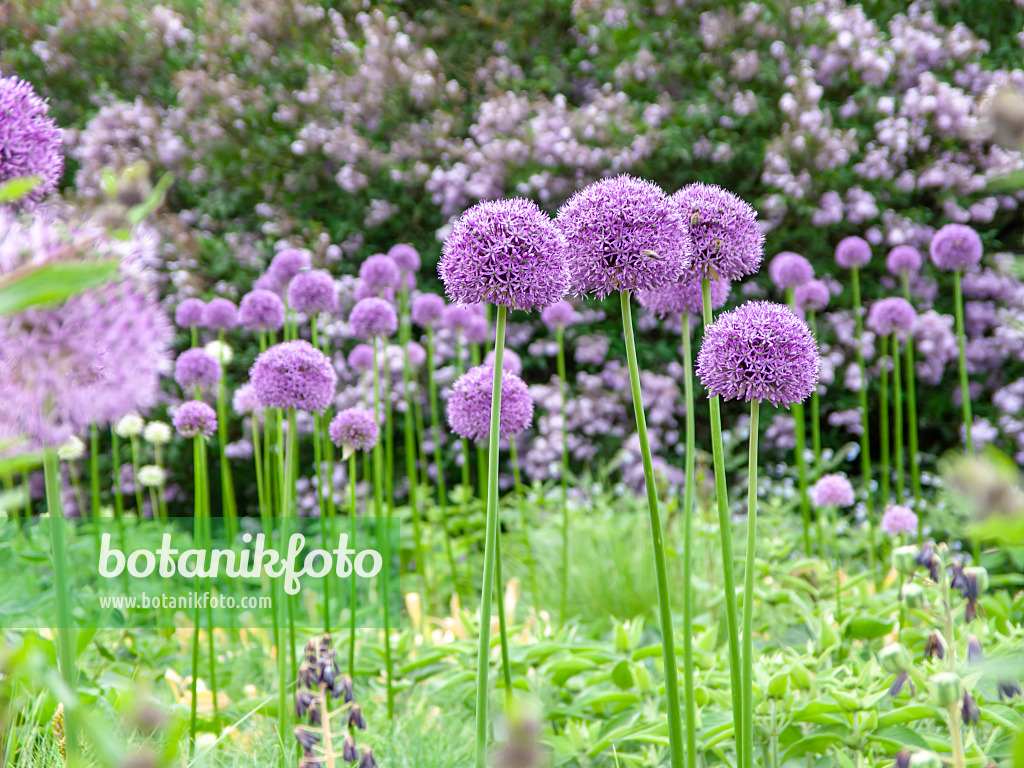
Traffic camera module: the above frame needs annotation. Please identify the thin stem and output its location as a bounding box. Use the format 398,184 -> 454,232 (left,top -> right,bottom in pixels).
426,328 -> 461,604
953,271 -> 973,454
879,334 -> 890,506
313,413 -> 331,632
892,333 -> 905,501
371,340 -> 394,719
129,436 -> 145,514
809,312 -> 822,476
681,312 -> 698,768
473,304 -> 508,768
349,453 -> 358,679
110,429 -> 125,520
401,334 -> 430,608
556,326 -> 570,626
215,330 -> 239,543
702,278 -> 744,762
851,267 -> 875,575
787,288 -> 811,557
742,399 -> 760,768
901,275 -> 923,517
188,436 -> 204,760
89,425 -> 101,519
620,291 -> 684,768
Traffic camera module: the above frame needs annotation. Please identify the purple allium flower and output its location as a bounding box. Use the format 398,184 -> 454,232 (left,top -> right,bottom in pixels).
239,289 -> 286,332
446,364 -> 534,442
173,400 -> 217,439
387,243 -> 420,276
540,299 -> 577,331
672,182 -> 763,281
288,269 -> 338,315
349,297 -> 398,339
793,279 -> 830,314
354,282 -> 394,303
250,340 -> 337,412
556,175 -> 690,299
268,248 -> 310,285
347,344 -> 375,372
442,304 -> 475,334
407,341 -> 427,367
201,298 -> 238,331
175,298 -> 206,329
881,504 -> 918,536
232,383 -> 260,415
411,293 -> 445,328
768,251 -> 814,290
835,236 -> 872,269
440,197 -> 569,311
886,246 -> 923,276
174,348 -> 222,390
359,254 -> 401,294
464,314 -> 489,345
812,473 -> 855,508
254,273 -> 284,296
696,301 -> 820,408
867,297 -> 917,337
329,407 -> 380,453
929,224 -> 983,272
637,272 -> 730,319
485,348 -> 522,375
0,73 -> 64,208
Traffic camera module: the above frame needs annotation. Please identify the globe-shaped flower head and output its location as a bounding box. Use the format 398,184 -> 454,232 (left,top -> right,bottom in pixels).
638,273 -> 730,318
202,298 -> 238,331
886,246 -> 923,276
250,340 -> 337,412
411,293 -> 445,328
288,269 -> 338,315
812,473 -> 855,508
881,504 -> 918,536
173,400 -> 218,439
387,244 -> 421,276
556,175 -> 690,299
485,347 -> 522,376
347,344 -> 375,372
447,364 -> 534,442
540,300 -> 577,331
835,236 -> 872,269
793,279 -> 830,314
442,304 -> 475,335
696,301 -> 820,408
239,289 -> 286,332
349,297 -> 398,339
769,251 -> 813,290
175,348 -> 222,390
267,248 -> 311,285
0,73 -> 64,208
440,197 -> 569,311
359,254 -> 401,294
175,298 -> 206,329
867,297 -> 917,339
329,408 -> 380,453
929,224 -> 983,272
672,182 -> 764,281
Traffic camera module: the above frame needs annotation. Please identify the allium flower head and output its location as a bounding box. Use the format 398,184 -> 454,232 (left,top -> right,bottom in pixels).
114,413 -> 144,438
173,400 -> 217,438
175,298 -> 206,329
349,297 -> 398,339
232,383 -> 260,415
464,314 -> 489,345
447,364 -> 534,442
175,348 -> 222,390
485,348 -> 522,376
288,269 -> 337,315
250,340 -> 337,412
57,435 -> 85,461
137,465 -> 166,488
143,420 -> 171,444
835,236 -> 872,269
556,175 -> 690,298
360,254 -> 401,294
672,182 -> 763,281
881,504 -> 918,536
886,246 -> 923,276
812,473 -> 855,508
254,273 -> 284,296
793,279 -> 830,314
407,341 -> 427,367
411,293 -> 445,328
329,408 -> 380,453
442,304 -> 474,335
387,243 -> 420,275
0,73 -> 64,208
202,298 -> 238,331
268,248 -> 310,285
696,301 -> 820,408
769,251 -> 813,290
440,197 -> 569,311
204,339 -> 232,364
929,224 -> 983,272
637,272 -> 730,318
347,344 -> 375,372
540,300 -> 577,330
867,297 -> 917,338
239,289 -> 286,332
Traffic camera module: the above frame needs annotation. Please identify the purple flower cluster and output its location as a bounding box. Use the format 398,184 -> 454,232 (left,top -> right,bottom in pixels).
881,504 -> 918,536
812,473 -> 855,508
329,407 -> 380,452
174,348 -> 221,390
288,269 -> 338,315
202,298 -> 238,331
672,183 -> 763,281
250,340 -> 337,412
268,248 -> 311,285
886,245 -> 922,276
447,364 -> 534,441
239,289 -> 286,332
360,253 -> 401,294
411,293 -> 445,328
175,298 -> 206,329
173,400 -> 217,438
349,297 -> 398,339
835,236 -> 872,269
0,72 -> 64,208
929,224 -> 983,272
540,300 -> 577,331
793,279 -> 830,314
637,273 -> 730,319
768,251 -> 813,290
867,297 -> 917,338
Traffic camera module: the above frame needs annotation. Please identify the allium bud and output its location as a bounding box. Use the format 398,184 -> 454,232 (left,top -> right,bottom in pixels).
115,413 -> 145,438
879,643 -> 912,674
892,545 -> 919,575
204,339 -> 233,364
137,465 -> 166,488
930,672 -> 963,707
143,421 -> 172,445
57,435 -> 86,461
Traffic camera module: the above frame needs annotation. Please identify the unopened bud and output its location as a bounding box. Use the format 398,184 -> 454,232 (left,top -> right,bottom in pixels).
880,643 -> 912,674
893,545 -> 919,575
963,566 -> 989,594
931,672 -> 963,707
902,582 -> 925,608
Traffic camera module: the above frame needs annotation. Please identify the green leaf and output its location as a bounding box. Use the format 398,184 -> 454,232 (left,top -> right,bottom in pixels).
870,725 -> 932,751
0,176 -> 41,203
876,705 -> 941,726
610,660 -> 634,690
0,260 -> 119,316
844,615 -> 893,640
548,658 -> 599,687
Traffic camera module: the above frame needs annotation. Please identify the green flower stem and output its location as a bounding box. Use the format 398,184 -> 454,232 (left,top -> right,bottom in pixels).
620,291 -> 684,768
473,304 -> 508,768
313,412 -> 331,632
556,325 -> 570,626
45,449 -> 79,765
702,278 -> 744,762
809,311 -> 823,476
412,391 -> 431,490
953,270 -> 973,454
89,425 -> 101,518
190,326 -> 198,348
110,429 -> 125,519
786,288 -> 811,556
900,275 -> 923,521
879,335 -> 891,506
188,435 -> 205,760
128,436 -> 145,514
892,333 -> 905,501
215,331 -> 239,543
401,338 -> 429,609
741,398 -> 760,768
833,505 -> 841,624
851,267 -> 875,575
510,436 -> 538,608
199,437 -> 219,722
348,453 -> 359,679
426,327 -> 461,605
370,340 -> 395,719
680,312 -> 698,768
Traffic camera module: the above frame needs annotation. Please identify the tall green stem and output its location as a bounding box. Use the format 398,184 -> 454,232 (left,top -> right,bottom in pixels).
110,430 -> 125,520
215,331 -> 238,542
348,453 -> 358,679
620,291 -> 684,768
556,326 -> 570,626
851,267 -> 875,574
681,313 -> 698,768
188,436 -> 204,760
702,278 -> 744,761
879,334 -> 890,506
371,340 -> 395,719
786,287 -> 810,556
952,271 -> 973,454
900,275 -> 923,519
89,425 -> 101,518
892,333 -> 905,501
809,312 -> 822,476
741,399 -> 760,768
402,338 -> 429,608
473,305 -> 508,768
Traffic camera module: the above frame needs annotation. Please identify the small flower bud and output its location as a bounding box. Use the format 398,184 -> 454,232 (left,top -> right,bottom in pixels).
204,339 -> 234,364
767,671 -> 789,698
909,752 -> 943,768
901,582 -> 925,608
894,750 -> 911,768
143,421 -> 172,445
967,635 -> 983,665
115,413 -> 145,438
931,672 -> 963,707
923,632 -> 945,661
892,545 -> 919,575
348,703 -> 367,730
880,643 -> 912,674
342,733 -> 358,762
964,566 -> 989,594
57,435 -> 86,461
358,747 -> 377,768
295,689 -> 314,719
307,698 -> 322,727
998,679 -> 1022,701
333,674 -> 354,703
961,691 -> 980,725
294,726 -> 320,751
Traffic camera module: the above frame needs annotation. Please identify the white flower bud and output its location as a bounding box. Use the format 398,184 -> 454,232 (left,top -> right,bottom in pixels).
143,421 -> 172,445
114,413 -> 145,438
